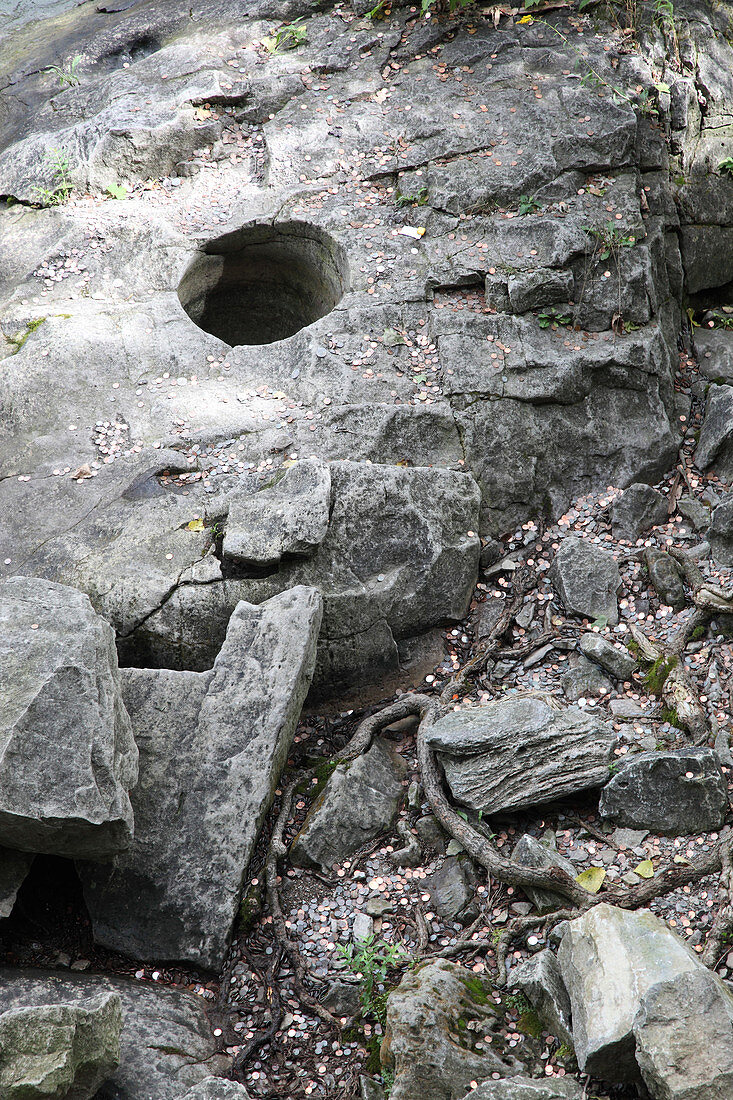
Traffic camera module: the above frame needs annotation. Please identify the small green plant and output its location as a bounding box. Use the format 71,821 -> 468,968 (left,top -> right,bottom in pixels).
585,222 -> 636,261
420,0 -> 473,14
105,184 -> 128,200
263,19 -> 308,52
4,316 -> 46,354
608,759 -> 621,776
719,158 -> 733,178
538,309 -> 573,329
518,194 -> 541,215
365,0 -> 389,18
45,54 -> 82,88
32,149 -> 73,207
653,0 -> 674,27
643,654 -> 677,696
338,934 -> 412,1024
396,187 -> 428,208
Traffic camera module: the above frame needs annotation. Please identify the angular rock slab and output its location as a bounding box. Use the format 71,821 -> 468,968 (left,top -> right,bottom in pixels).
511,950 -> 573,1048
549,537 -> 621,626
290,737 -> 406,873
0,992 -> 121,1100
610,484 -> 667,543
633,968 -> 733,1100
79,587 -> 322,970
512,834 -> 576,915
382,960 -> 524,1100
222,458 -> 331,566
557,904 -> 709,1082
0,969 -> 228,1100
578,632 -> 637,682
0,848 -> 34,918
599,748 -> 728,836
426,695 -> 615,814
459,1079 -> 582,1100
0,577 -> 137,858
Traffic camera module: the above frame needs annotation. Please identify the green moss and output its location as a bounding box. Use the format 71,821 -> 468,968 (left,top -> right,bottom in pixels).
238,881 -> 264,933
460,975 -> 489,1005
5,316 -> 46,353
643,655 -> 677,696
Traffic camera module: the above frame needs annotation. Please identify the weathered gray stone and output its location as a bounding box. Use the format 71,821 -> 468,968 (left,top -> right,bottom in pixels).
696,384 -> 733,480
0,969 -> 228,1099
222,458 -> 331,566
557,904 -> 708,1082
644,547 -> 686,610
512,835 -> 577,915
511,951 -> 573,1047
507,268 -> 574,313
579,632 -> 637,682
710,495 -> 733,566
678,495 -> 712,533
599,748 -> 727,836
549,538 -> 621,626
560,654 -> 613,700
426,695 -> 615,814
290,737 -> 406,873
0,848 -> 33,919
0,577 -> 137,859
427,856 -> 478,923
459,1076 -> 582,1099
382,961 -> 524,1100
79,587 -> 322,970
0,992 -> 121,1100
182,1081 -> 252,1100
611,483 -> 668,542
633,968 -> 733,1100
695,329 -> 733,384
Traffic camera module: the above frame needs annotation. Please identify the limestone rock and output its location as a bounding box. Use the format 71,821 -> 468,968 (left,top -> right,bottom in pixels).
0,577 -> 137,859
512,835 -> 577,915
0,969 -> 227,1099
611,484 -> 668,542
511,951 -> 573,1047
695,329 -> 733,384
79,587 -> 322,970
599,748 -> 727,836
290,737 -> 406,873
696,384 -> 733,480
633,968 -> 733,1100
549,538 -> 621,626
0,849 -> 33,919
0,992 -> 121,1100
557,904 -> 708,1082
222,458 -> 331,566
710,495 -> 733,566
560,655 -> 613,701
579,632 -> 637,682
644,548 -> 686,610
426,696 -> 615,814
458,1078 -> 582,1099
182,1081 -> 253,1100
427,856 -> 479,923
382,960 -> 524,1100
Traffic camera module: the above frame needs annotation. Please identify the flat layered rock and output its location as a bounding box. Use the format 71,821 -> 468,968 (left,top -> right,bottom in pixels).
0,969 -> 228,1100
79,587 -> 322,970
0,577 -> 137,859
549,538 -> 621,626
426,695 -> 614,814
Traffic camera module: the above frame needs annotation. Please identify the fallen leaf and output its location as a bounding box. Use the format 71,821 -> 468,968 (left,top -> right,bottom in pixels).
193,105 -> 213,121
105,184 -> 127,200
446,839 -> 465,856
673,854 -> 691,865
382,327 -> 406,347
71,464 -> 92,480
576,866 -> 606,894
634,859 -> 654,879
186,518 -> 205,532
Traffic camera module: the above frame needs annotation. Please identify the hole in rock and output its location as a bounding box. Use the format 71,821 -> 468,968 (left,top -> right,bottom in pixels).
177,221 -> 348,346
1,855 -> 94,961
98,33 -> 163,71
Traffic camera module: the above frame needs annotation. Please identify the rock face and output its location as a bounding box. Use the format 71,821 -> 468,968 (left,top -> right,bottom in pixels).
510,950 -> 573,1047
0,992 -> 121,1100
695,384 -> 733,479
611,484 -> 668,542
599,748 -> 728,836
633,968 -> 733,1100
578,632 -> 637,682
79,587 -> 322,970
426,696 -> 615,814
459,1079 -> 582,1100
0,577 -> 137,859
290,737 -> 407,873
512,835 -> 577,914
557,904 -> 709,1082
182,1081 -> 253,1100
549,538 -> 621,626
382,960 -> 524,1100
0,848 -> 34,919
0,969 -> 228,1100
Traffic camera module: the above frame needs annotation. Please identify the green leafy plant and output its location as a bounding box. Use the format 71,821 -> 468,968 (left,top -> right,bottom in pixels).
365,0 -> 389,18
719,158 -> 733,178
45,54 -> 82,88
538,309 -> 572,329
396,187 -> 428,208
105,183 -> 128,200
338,934 -> 412,1024
653,0 -> 674,27
518,194 -> 541,215
32,149 -> 73,207
585,222 -> 636,261
263,19 -> 308,52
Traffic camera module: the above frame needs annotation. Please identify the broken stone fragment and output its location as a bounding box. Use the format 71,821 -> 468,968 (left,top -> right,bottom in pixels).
0,848 -> 33,919
457,1080 -> 582,1099
511,834 -> 577,914
599,747 -> 727,835
222,457 -> 331,566
426,695 -> 615,814
182,1080 -> 253,1100
610,483 -> 667,542
290,737 -> 406,873
0,577 -> 138,859
549,537 -> 621,625
511,950 -> 573,1048
79,586 -> 322,970
578,632 -> 637,682
0,992 -> 122,1100
644,547 -> 686,610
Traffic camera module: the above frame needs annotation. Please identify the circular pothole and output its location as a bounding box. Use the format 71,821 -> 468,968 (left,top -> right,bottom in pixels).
177,221 -> 348,346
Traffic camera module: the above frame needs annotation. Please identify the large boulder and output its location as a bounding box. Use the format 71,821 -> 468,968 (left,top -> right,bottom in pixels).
510,950 -> 573,1047
557,904 -> 713,1082
182,1082 -> 252,1100
290,737 -> 407,873
0,992 -> 121,1100
0,577 -> 137,858
633,968 -> 733,1100
79,587 -> 322,970
549,538 -> 621,626
599,748 -> 728,835
382,960 -> 525,1100
426,695 -> 615,814
0,969 -> 228,1100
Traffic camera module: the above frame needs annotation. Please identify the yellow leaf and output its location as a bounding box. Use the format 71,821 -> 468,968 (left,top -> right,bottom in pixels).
518,14 -> 534,22
576,867 -> 606,894
635,860 -> 654,879
281,459 -> 297,469
186,518 -> 205,532
673,854 -> 691,865
193,106 -> 212,121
